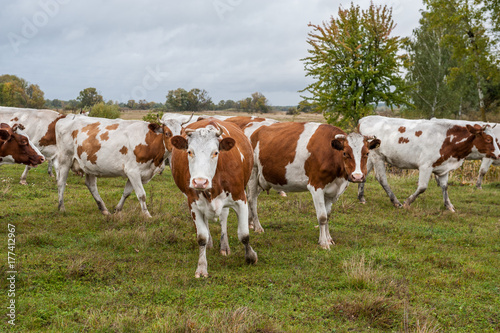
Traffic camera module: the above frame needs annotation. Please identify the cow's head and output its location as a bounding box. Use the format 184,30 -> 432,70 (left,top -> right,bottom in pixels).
332,132 -> 380,183
0,123 -> 45,166
171,124 -> 235,190
467,124 -> 500,160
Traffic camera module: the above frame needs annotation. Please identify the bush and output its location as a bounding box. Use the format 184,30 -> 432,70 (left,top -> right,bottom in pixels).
89,103 -> 121,119
142,111 -> 164,124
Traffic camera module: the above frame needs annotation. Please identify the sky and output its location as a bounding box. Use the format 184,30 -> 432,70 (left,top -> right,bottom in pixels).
0,0 -> 425,106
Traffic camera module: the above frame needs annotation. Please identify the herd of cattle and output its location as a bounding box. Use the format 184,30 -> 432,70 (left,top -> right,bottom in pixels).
1,106 -> 499,277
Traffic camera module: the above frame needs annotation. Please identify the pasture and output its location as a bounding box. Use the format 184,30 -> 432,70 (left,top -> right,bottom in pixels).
1,112 -> 500,332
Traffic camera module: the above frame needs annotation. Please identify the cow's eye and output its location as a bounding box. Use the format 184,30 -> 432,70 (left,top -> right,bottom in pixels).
187,150 -> 193,157
212,151 -> 219,158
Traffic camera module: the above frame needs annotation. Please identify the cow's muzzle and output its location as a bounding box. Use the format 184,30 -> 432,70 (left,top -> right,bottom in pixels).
348,173 -> 365,183
191,177 -> 210,190
29,155 -> 45,167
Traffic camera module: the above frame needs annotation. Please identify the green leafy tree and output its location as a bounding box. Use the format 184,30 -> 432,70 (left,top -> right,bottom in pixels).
0,74 -> 45,108
89,102 -> 121,119
301,2 -> 411,128
166,88 -> 213,111
237,92 -> 270,113
423,0 -> 499,121
77,87 -> 103,109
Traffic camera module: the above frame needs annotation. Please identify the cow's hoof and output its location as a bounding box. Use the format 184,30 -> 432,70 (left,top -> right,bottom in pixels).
102,210 -> 110,216
254,226 -> 265,234
245,249 -> 258,264
220,249 -> 230,256
19,180 -> 28,185
195,271 -> 208,278
320,243 -> 331,250
279,191 -> 287,197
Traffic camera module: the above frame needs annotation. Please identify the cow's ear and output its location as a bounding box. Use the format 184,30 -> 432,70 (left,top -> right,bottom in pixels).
368,138 -> 381,150
331,139 -> 344,151
220,137 -> 235,152
171,136 -> 188,150
0,128 -> 11,142
148,123 -> 162,133
466,124 -> 482,135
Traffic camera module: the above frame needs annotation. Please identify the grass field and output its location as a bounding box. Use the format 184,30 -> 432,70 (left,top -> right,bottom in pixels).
1,112 -> 500,332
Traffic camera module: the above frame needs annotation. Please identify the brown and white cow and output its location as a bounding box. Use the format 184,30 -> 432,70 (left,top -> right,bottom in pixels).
0,123 -> 45,167
55,114 -> 180,216
170,118 -> 258,278
357,115 -> 500,211
248,121 -> 380,249
431,118 -> 500,189
0,106 -> 65,184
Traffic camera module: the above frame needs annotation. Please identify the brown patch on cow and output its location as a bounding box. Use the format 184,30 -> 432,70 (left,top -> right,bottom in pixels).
251,122 -> 305,186
10,117 -> 19,122
133,128 -> 166,167
106,124 -> 119,131
398,126 -> 406,133
71,129 -> 79,140
415,131 -> 422,137
119,146 -> 128,155
225,116 -> 266,130
398,137 -> 410,144
100,132 -> 110,141
305,124 -> 348,189
39,115 -> 66,147
77,122 -> 101,164
433,125 -> 475,167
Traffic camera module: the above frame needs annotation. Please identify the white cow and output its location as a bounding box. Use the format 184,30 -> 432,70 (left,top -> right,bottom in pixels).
357,116 -> 500,211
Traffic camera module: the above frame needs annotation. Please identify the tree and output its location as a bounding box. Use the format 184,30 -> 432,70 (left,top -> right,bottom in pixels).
405,15 -> 460,118
77,87 -> 103,109
238,92 -> 270,113
165,88 -> 213,111
0,74 -> 45,108
423,0 -> 500,121
301,2 -> 411,128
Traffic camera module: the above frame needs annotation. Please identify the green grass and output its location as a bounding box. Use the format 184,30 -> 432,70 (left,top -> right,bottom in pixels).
1,163 -> 499,332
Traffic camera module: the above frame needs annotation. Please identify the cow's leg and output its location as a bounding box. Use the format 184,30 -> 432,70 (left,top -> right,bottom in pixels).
309,186 -> 332,249
357,156 -> 373,203
476,158 -> 493,189
247,169 -> 264,233
56,161 -> 71,212
115,179 -> 133,213
125,173 -> 152,218
436,173 -> 455,212
47,159 -> 55,177
233,200 -> 258,264
324,196 -> 337,246
371,154 -> 402,207
192,208 -> 209,278
85,174 -> 110,215
404,167 -> 432,208
219,207 -> 231,256
19,165 -> 31,185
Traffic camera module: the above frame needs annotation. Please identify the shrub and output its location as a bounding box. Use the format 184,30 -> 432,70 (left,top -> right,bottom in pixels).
89,102 -> 121,119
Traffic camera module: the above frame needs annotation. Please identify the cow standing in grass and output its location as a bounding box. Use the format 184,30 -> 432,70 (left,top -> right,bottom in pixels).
247,121 -> 380,249
0,123 -> 45,167
170,118 -> 257,278
0,106 -> 64,184
357,116 -> 500,211
55,115 -> 182,216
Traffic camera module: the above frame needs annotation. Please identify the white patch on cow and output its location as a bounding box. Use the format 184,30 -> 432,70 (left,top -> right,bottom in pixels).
284,123 -> 320,189
346,133 -> 366,177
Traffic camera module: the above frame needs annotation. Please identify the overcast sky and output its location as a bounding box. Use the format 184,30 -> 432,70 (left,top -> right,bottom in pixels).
0,0 -> 424,106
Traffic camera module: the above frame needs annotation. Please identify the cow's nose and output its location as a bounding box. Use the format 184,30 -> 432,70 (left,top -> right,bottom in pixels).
350,173 -> 365,183
192,178 -> 209,189
40,156 -> 45,163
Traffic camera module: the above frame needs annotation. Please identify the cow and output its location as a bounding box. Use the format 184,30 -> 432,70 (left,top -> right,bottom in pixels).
247,121 -> 380,249
357,115 -> 500,212
0,106 -> 64,184
55,115 -> 182,216
431,118 -> 500,189
170,118 -> 258,278
0,123 -> 45,167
